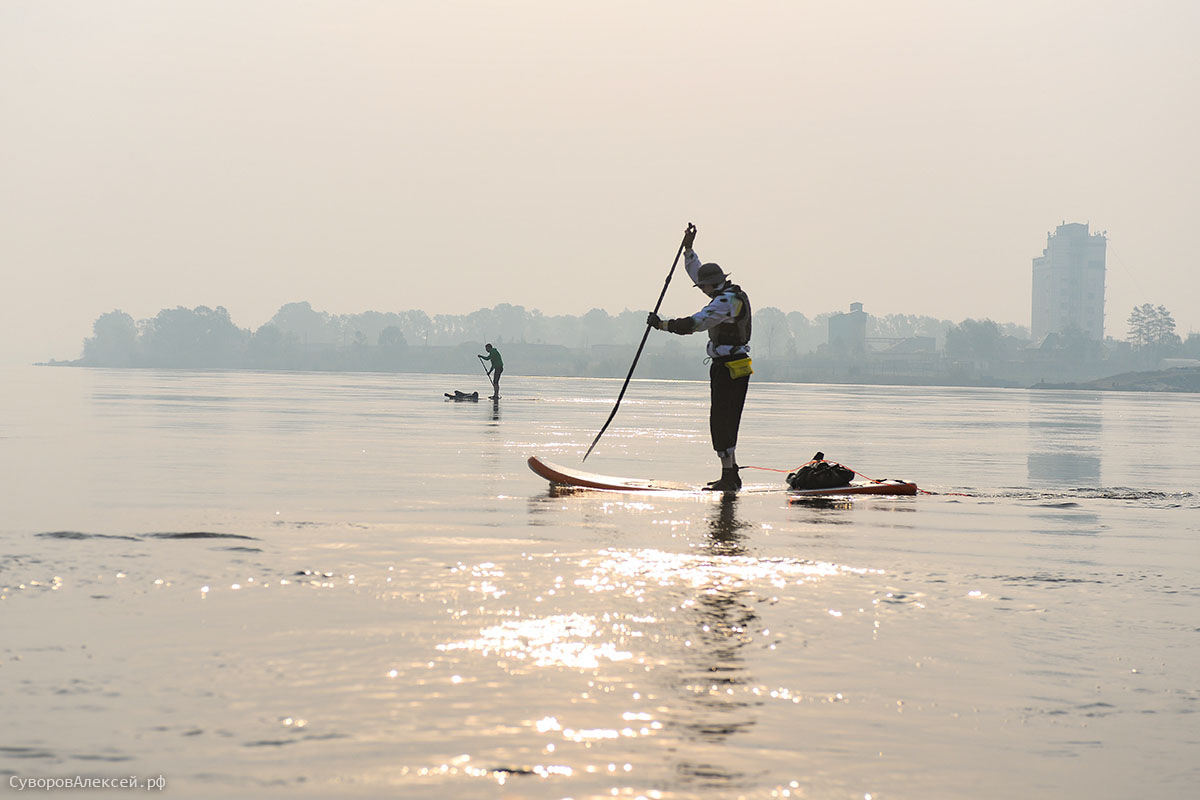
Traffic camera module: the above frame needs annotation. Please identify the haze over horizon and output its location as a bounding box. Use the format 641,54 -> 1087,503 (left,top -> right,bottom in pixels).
3,1 -> 1197,366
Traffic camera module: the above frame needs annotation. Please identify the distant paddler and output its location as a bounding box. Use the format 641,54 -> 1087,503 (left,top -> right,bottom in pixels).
477,343 -> 503,399
646,225 -> 752,492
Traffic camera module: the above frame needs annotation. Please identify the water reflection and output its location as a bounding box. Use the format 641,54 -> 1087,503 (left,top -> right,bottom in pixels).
669,496 -> 760,789
787,496 -> 855,512
438,494 -> 879,792
1027,392 -> 1103,487
1019,496 -> 1105,539
705,494 -> 752,556
437,612 -> 634,670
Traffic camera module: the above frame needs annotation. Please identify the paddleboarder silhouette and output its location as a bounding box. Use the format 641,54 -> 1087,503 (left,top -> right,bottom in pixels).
647,226 -> 752,492
478,343 -> 503,399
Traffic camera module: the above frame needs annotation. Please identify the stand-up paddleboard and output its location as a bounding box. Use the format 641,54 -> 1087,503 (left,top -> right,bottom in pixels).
528,455 -> 694,492
527,456 -> 918,496
789,480 -> 918,497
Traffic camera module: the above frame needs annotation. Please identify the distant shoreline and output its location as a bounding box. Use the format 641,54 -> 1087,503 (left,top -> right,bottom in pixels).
1030,367 -> 1200,393
34,360 -> 1200,394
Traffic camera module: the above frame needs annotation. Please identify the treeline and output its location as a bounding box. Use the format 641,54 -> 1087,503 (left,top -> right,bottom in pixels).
66,301 -> 977,371
53,300 -> 1200,386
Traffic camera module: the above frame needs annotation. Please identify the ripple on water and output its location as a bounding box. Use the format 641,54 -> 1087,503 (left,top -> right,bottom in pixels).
35,530 -> 259,541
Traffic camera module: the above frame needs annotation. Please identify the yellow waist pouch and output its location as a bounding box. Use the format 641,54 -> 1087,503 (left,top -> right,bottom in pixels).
725,357 -> 753,379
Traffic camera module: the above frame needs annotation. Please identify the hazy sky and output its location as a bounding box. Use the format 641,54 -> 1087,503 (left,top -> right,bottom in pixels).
3,0 -> 1197,365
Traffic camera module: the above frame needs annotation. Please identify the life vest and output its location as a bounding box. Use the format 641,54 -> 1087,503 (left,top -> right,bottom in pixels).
708,283 -> 751,348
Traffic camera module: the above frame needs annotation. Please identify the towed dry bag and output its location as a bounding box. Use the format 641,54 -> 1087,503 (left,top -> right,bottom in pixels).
786,455 -> 855,490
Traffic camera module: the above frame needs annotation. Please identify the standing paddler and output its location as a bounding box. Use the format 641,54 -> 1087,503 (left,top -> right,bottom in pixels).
477,343 -> 503,399
646,225 -> 752,491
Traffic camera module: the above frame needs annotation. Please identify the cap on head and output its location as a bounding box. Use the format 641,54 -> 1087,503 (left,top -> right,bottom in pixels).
694,262 -> 727,287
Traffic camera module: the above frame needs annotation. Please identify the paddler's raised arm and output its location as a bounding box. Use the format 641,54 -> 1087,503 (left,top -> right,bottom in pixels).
682,224 -> 702,284
648,223 -> 707,333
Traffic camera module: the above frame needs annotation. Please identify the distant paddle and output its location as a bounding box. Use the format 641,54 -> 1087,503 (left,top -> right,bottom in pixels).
583,223 -> 695,462
477,353 -> 493,387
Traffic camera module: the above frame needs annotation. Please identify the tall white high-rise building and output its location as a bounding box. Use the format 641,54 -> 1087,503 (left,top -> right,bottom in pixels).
1031,222 -> 1107,342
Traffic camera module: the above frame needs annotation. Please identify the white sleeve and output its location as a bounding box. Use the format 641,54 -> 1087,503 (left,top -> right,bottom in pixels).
684,249 -> 702,284
689,290 -> 743,332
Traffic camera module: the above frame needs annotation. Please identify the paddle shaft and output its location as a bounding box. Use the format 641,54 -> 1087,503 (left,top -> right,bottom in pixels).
582,225 -> 692,461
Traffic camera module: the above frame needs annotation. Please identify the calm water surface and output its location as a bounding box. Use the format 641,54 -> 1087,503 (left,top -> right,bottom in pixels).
1,366 -> 1197,799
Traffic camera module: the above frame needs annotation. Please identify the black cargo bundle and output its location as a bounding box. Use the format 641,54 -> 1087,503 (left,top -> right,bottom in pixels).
786,452 -> 855,490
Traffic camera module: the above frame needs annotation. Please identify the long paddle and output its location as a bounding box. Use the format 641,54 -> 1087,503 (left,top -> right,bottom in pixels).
583,223 -> 694,462
478,353 -> 493,387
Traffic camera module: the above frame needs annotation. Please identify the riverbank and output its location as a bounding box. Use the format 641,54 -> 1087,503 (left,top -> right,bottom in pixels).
1032,366 -> 1200,392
